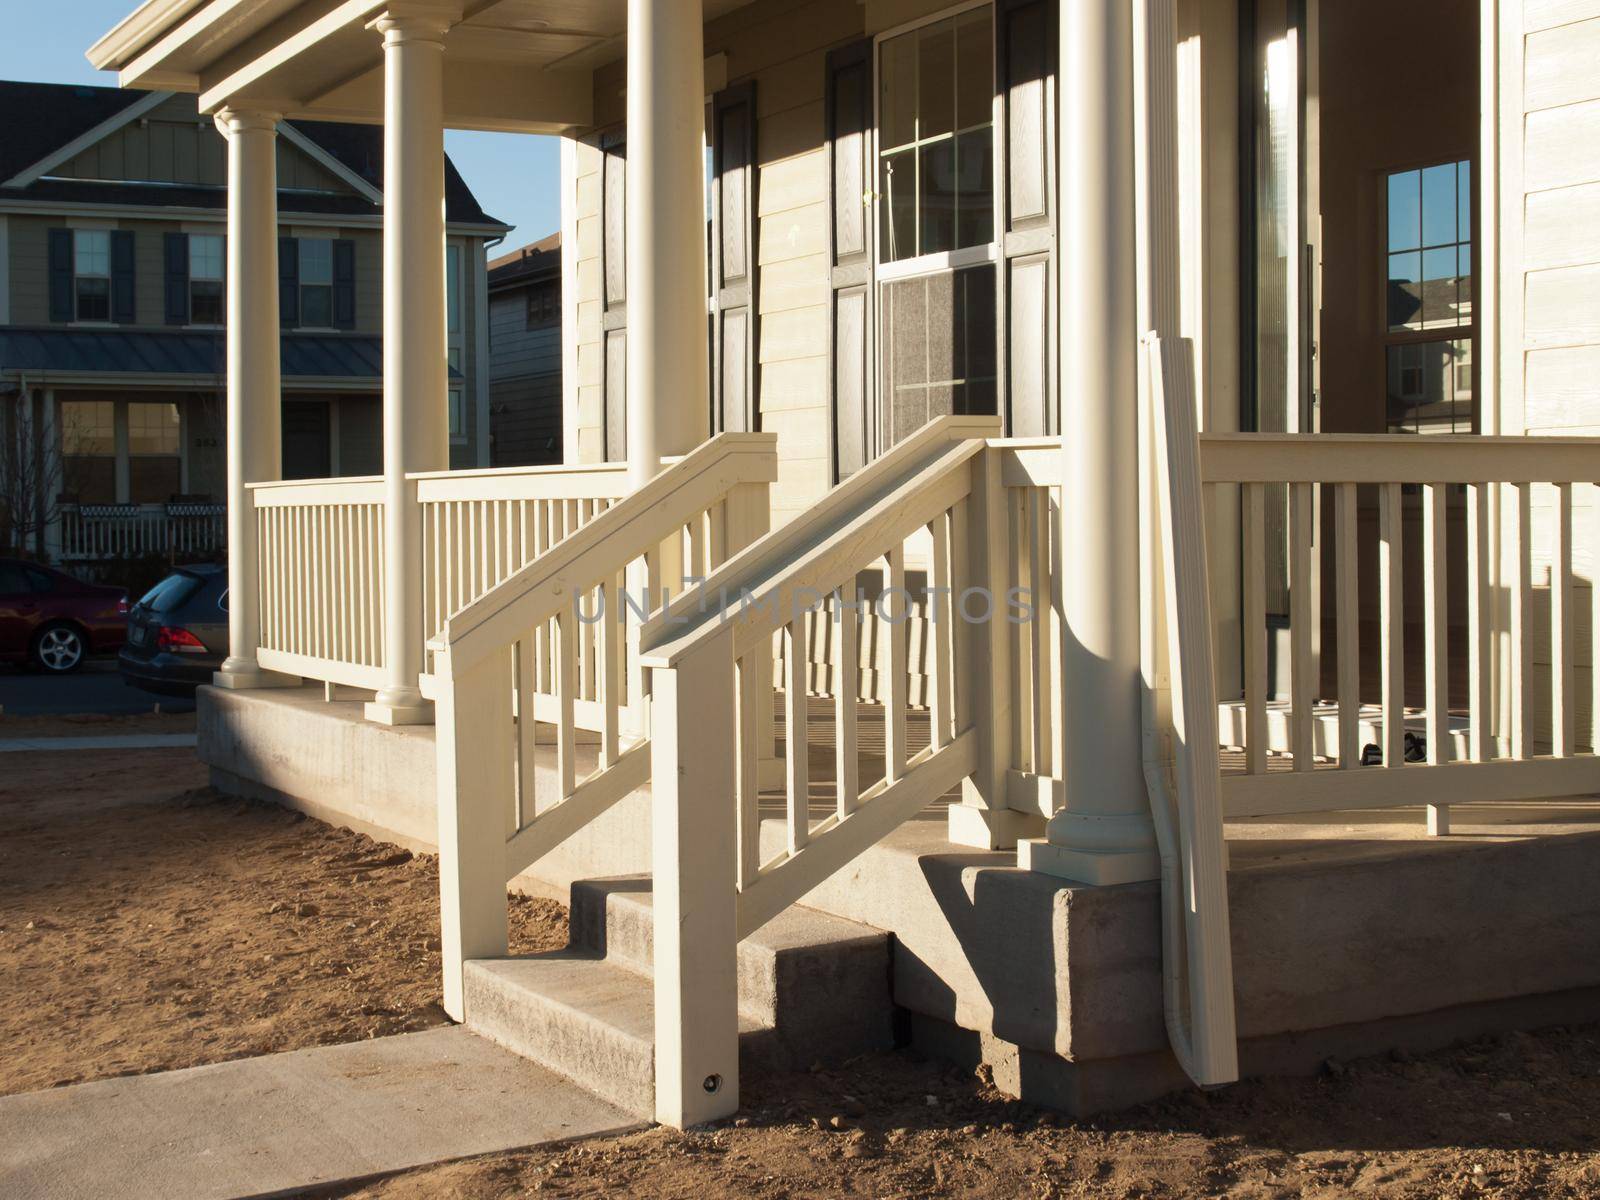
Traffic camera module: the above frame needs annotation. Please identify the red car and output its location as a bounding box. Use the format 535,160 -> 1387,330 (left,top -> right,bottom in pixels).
0,558 -> 128,673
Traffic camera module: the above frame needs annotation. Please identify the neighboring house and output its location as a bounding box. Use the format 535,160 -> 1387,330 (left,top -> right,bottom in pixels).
486,234 -> 562,466
89,0 -> 1600,1138
0,81 -> 507,561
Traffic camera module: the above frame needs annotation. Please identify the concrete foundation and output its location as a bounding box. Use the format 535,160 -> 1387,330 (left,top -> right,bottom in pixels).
201,684 -> 1600,1114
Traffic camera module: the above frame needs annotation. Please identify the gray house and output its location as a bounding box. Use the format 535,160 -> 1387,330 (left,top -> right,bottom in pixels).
486,234 -> 561,466
0,81 -> 507,561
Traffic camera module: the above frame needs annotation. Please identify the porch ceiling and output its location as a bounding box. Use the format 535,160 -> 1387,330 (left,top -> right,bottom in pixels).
88,0 -> 754,133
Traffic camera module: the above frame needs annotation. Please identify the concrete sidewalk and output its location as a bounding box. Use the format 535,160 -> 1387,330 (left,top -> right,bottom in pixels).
0,733 -> 198,753
0,1027 -> 643,1200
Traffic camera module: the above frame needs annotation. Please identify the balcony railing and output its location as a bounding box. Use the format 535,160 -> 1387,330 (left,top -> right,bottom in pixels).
58,502 -> 226,562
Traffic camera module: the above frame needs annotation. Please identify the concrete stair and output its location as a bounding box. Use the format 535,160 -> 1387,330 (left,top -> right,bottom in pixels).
462,878 -> 897,1119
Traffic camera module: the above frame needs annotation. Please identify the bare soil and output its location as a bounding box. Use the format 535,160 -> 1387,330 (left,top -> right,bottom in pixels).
0,748 -> 563,1097
0,709 -> 198,740
3,750 -> 1597,1198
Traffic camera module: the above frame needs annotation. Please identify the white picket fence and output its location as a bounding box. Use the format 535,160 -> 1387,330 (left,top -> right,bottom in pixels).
58,502 -> 226,562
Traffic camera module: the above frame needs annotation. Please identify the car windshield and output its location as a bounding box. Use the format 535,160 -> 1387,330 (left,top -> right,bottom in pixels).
139,572 -> 204,613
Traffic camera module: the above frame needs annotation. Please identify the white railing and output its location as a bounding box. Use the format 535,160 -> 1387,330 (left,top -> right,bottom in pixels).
252,477 -> 387,690
1201,432 -> 1600,827
639,416 -> 999,1126
59,502 -> 226,562
430,433 -> 778,1028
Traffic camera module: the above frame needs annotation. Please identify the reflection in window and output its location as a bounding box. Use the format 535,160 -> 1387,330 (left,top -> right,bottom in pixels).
1386,339 -> 1472,434
1386,161 -> 1470,333
189,233 -> 224,325
878,7 -> 993,263
300,238 -> 333,327
74,230 -> 111,322
129,402 -> 181,503
62,400 -> 116,503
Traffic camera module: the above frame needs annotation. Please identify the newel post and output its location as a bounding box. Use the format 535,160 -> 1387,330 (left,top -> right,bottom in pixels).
649,625 -> 740,1128
434,640 -> 512,1020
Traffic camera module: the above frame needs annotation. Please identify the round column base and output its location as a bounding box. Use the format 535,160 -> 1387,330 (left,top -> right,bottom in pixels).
365,687 -> 434,726
1019,809 -> 1161,884
212,658 -> 302,690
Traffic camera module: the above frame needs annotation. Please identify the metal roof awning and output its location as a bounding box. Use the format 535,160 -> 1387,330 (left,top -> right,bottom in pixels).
0,326 -> 459,389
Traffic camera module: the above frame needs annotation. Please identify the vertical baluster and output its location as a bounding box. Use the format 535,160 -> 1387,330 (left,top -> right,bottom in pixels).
1468,483 -> 1491,762
1010,490 -> 1036,771
1334,483 -> 1360,768
736,649 -> 761,889
1243,482 -> 1268,773
1423,482 -> 1450,833
709,499 -> 728,571
785,616 -> 809,852
886,544 -> 908,782
835,589 -> 860,817
929,510 -> 955,752
1553,482 -> 1575,758
557,601 -> 576,801
1290,481 -> 1314,771
1511,482 -> 1532,759
1029,487 -> 1052,773
516,633 -> 536,829
1380,481 -> 1405,767
600,573 -> 622,766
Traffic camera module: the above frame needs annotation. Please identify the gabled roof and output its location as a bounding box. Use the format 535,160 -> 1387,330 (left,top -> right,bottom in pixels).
489,233 -> 561,290
0,80 -> 507,230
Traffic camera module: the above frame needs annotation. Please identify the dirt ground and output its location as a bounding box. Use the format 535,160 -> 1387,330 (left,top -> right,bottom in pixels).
0,747 -> 563,1096
0,709 -> 198,740
3,747 -> 1598,1198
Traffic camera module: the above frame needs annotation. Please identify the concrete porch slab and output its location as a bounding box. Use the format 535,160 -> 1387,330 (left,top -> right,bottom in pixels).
0,1027 -> 642,1200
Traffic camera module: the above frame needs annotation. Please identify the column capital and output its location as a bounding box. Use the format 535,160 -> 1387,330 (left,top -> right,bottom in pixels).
367,1 -> 462,43
212,108 -> 281,138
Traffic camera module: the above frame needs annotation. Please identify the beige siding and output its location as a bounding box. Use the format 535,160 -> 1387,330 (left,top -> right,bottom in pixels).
8,215 -> 50,324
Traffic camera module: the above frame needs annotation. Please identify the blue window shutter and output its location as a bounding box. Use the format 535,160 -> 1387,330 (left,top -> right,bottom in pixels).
48,229 -> 73,323
279,236 -> 299,326
111,231 -> 137,324
164,232 -> 190,325
333,238 -> 356,330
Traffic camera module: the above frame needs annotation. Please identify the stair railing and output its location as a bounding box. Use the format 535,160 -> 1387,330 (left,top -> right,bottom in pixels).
429,433 -> 777,1019
638,415 -> 1000,1127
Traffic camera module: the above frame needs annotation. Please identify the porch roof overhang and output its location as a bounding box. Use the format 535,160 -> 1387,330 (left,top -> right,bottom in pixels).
0,326 -> 458,390
87,0 -> 753,132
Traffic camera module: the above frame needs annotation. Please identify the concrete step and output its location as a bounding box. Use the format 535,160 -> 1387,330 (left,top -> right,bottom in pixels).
568,877 -> 896,1065
463,951 -> 767,1118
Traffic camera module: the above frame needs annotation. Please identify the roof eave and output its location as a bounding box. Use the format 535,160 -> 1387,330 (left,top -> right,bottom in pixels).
87,0 -> 208,72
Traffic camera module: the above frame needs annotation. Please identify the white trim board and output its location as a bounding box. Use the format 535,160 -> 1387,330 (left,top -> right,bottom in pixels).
279,121 -> 386,206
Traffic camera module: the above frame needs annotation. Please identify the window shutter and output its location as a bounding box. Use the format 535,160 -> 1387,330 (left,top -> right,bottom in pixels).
164,232 -> 190,325
48,229 -> 73,323
279,235 -> 299,327
600,135 -> 628,463
111,230 -> 137,324
332,239 -> 357,329
710,83 -> 758,435
997,0 -> 1057,437
825,40 -> 874,480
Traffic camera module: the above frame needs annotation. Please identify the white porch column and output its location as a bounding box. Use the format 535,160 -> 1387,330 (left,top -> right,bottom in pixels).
364,2 -> 457,726
214,108 -> 298,691
1019,0 -> 1159,884
624,0 -> 710,490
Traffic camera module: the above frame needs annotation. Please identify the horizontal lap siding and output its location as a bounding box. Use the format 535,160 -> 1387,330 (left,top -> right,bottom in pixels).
571,139 -> 606,464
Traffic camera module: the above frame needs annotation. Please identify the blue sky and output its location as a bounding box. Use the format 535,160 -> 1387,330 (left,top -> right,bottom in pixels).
1,3 -> 560,251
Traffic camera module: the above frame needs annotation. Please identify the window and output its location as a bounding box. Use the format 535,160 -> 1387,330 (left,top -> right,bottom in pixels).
74,230 -> 112,322
526,280 -> 559,328
448,347 -> 465,442
61,400 -> 116,503
189,233 -> 224,325
1384,160 -> 1473,434
877,6 -> 994,262
447,244 -> 462,335
875,4 -> 998,451
128,402 -> 181,503
299,238 -> 334,327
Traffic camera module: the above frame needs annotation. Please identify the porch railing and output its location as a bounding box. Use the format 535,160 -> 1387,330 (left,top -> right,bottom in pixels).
1201,433 -> 1600,828
252,477 -> 387,690
59,501 -> 226,562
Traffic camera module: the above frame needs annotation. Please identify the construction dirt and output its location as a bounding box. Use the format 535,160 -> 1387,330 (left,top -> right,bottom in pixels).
3,744 -> 1598,1198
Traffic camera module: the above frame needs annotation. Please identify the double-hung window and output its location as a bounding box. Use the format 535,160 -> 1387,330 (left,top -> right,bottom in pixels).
74,231 -> 112,322
189,233 -> 225,325
299,238 -> 335,328
875,3 -> 998,450
1384,160 -> 1473,434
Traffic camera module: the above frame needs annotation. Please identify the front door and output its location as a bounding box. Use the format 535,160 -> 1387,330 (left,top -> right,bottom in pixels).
282,400 -> 332,480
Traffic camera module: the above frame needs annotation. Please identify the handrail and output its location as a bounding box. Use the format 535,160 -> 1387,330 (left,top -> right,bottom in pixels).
430,433 -> 778,1031
1200,433 -> 1600,483
639,415 -> 998,1127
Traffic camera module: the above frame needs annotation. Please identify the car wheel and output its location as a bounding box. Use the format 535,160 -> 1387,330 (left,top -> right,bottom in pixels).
32,623 -> 86,674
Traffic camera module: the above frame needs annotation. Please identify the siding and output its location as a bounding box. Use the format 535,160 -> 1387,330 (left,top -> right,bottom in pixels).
1506,0 -> 1600,746
489,286 -> 563,464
